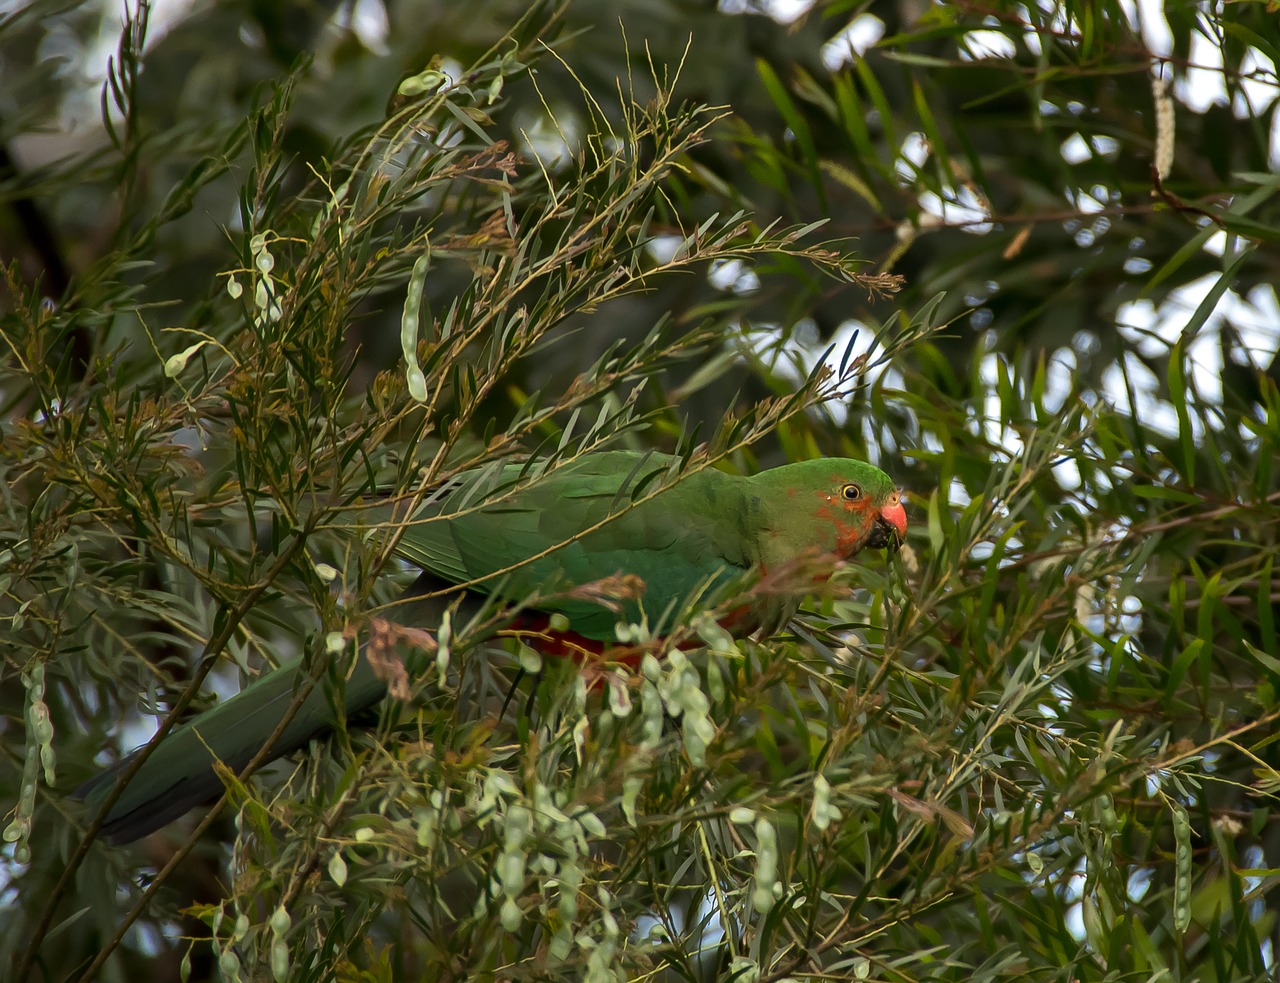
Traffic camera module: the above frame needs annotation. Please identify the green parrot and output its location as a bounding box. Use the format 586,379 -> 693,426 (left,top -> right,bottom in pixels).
77,450 -> 906,843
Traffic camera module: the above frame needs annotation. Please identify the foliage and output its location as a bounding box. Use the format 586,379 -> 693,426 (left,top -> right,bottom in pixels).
2,0 -> 1279,981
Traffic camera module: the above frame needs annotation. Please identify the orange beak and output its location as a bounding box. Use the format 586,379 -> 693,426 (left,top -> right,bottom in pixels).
867,495 -> 907,550
881,499 -> 907,540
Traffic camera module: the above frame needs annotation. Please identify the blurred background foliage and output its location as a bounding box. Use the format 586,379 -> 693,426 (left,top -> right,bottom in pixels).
2,0 -> 1279,980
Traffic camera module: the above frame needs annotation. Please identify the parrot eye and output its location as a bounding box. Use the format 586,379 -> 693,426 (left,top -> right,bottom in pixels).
840,483 -> 862,501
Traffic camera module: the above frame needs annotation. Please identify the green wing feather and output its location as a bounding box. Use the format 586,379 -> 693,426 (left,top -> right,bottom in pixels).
391,452 -> 753,638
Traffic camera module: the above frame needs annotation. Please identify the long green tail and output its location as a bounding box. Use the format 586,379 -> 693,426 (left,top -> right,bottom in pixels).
76,574 -> 457,844
77,651 -> 387,844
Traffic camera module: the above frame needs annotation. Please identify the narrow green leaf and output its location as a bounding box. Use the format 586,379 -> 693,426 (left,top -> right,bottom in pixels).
1168,343 -> 1195,487
756,58 -> 827,210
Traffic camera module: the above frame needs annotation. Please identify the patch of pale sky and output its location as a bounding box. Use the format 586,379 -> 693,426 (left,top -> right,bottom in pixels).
892,132 -> 994,231
708,259 -> 761,295
437,57 -> 464,87
1272,106 -> 1280,169
632,886 -> 727,970
719,0 -> 816,24
1234,285 -> 1280,366
919,187 -> 993,233
1016,6 -> 1043,57
1242,843 -> 1269,920
1094,135 -> 1120,157
1234,47 -> 1280,117
645,234 -> 683,266
346,0 -> 390,56
952,471 -> 977,506
1119,0 -> 1173,58
1181,15 -> 1229,112
1103,353 -> 1181,438
1060,133 -> 1120,164
734,320 -> 905,434
764,0 -> 817,25
514,107 -> 580,169
1066,185 -> 1109,214
1065,899 -> 1087,942
1059,134 -> 1091,165
114,657 -> 246,761
79,0 -> 198,88
979,353 -> 1025,457
1117,271 -> 1280,393
1111,279 -> 1228,435
894,131 -> 929,182
821,14 -> 885,71
1032,0 -> 1078,42
1044,348 -> 1077,415
960,29 -> 1017,62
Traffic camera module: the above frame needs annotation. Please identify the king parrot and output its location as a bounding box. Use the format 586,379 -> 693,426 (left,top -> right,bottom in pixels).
77,450 -> 906,843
